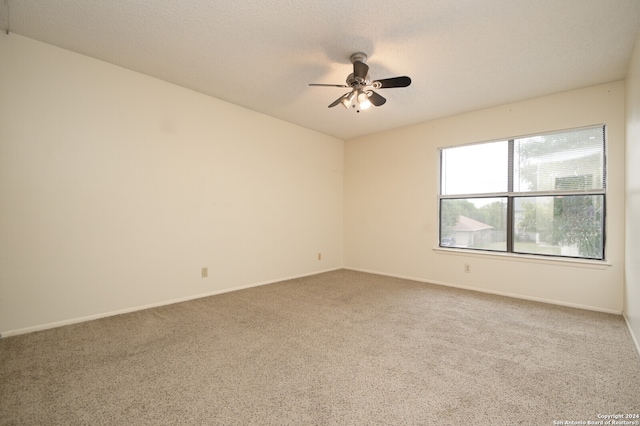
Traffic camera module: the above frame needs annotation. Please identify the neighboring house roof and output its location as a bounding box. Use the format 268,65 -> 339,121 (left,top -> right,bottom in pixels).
453,215 -> 493,232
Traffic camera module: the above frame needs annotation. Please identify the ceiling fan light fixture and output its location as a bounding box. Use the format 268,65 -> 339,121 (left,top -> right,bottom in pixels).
341,91 -> 356,109
357,90 -> 371,110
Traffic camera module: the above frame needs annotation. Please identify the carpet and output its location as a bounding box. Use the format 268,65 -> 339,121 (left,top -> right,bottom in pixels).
1,269 -> 639,425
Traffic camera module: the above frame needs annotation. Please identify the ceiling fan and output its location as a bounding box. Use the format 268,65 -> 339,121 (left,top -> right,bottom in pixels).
309,52 -> 412,113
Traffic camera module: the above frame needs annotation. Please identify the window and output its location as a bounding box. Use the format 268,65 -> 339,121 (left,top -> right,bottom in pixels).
438,125 -> 606,260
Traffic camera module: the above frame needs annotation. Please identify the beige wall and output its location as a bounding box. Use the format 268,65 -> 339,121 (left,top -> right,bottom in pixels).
345,81 -> 626,313
0,34 -> 344,335
625,31 -> 640,351
1,32 -> 633,338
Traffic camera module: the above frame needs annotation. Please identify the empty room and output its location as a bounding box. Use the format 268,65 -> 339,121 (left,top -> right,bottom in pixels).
1,1 -> 639,424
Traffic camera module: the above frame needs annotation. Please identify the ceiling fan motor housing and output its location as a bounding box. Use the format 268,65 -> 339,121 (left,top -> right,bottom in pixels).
346,73 -> 371,87
349,52 -> 368,64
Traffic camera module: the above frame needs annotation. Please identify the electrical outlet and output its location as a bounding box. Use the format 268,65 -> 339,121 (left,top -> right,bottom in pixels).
201,267 -> 208,278
464,264 -> 471,273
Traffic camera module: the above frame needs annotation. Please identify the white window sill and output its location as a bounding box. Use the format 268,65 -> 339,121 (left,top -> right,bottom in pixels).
433,247 -> 611,269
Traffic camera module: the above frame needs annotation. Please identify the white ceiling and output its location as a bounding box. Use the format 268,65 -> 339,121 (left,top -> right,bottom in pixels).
2,0 -> 640,140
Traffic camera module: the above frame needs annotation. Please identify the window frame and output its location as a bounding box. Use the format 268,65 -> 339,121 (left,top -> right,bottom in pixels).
437,125 -> 607,261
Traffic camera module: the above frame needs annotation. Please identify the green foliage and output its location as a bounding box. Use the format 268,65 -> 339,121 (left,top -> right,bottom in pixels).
552,196 -> 603,259
518,201 -> 537,235
479,201 -> 506,230
516,127 -> 603,192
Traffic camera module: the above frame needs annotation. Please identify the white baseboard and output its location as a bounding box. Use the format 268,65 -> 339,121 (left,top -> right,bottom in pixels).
344,267 -> 623,315
623,314 -> 640,357
0,267 -> 342,338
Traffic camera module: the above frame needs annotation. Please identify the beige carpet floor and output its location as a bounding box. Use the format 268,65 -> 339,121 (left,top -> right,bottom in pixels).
1,269 -> 639,425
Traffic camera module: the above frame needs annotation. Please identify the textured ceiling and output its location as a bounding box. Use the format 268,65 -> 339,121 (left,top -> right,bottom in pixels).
2,0 -> 640,140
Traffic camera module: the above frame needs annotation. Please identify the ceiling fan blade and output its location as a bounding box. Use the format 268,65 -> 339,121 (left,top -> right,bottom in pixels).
328,93 -> 350,108
309,83 -> 350,88
353,61 -> 369,80
368,91 -> 386,107
374,76 -> 412,88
